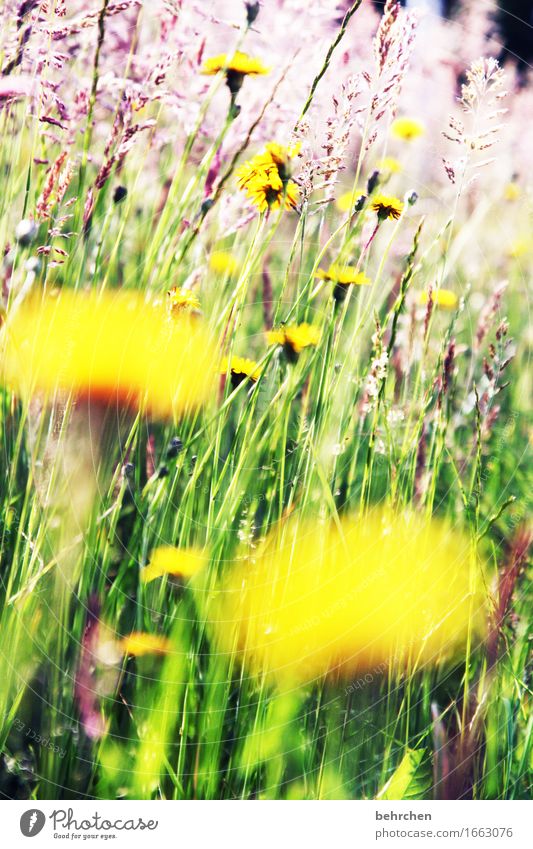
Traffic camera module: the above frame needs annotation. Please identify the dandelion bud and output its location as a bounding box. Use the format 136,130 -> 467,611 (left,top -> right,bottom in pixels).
407,190 -> 418,206
24,256 -> 41,274
200,198 -> 214,217
354,193 -> 367,212
166,437 -> 183,459
245,1 -> 260,25
124,462 -> 135,480
15,218 -> 37,246
113,185 -> 128,204
367,169 -> 380,194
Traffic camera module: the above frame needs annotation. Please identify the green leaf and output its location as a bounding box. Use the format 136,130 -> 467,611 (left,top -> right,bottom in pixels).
376,749 -> 431,801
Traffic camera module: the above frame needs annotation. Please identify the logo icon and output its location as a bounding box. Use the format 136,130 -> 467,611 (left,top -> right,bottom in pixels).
20,810 -> 46,837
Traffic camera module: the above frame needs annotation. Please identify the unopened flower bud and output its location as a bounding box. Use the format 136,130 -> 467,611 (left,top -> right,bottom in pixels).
15,219 -> 37,246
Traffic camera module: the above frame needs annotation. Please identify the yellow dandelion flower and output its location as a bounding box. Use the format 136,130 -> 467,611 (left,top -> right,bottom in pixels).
1,289 -> 218,419
336,189 -> 365,213
201,51 -> 269,94
142,546 -> 207,583
209,250 -> 240,275
377,156 -> 403,175
266,323 -> 320,358
371,194 -> 404,221
316,264 -> 371,287
221,355 -> 262,387
507,238 -> 529,258
237,142 -> 299,213
201,51 -> 270,78
211,510 -> 488,685
390,117 -> 425,141
419,289 -> 458,310
503,182 -> 520,202
119,632 -> 173,657
167,286 -> 201,315
240,168 -> 299,213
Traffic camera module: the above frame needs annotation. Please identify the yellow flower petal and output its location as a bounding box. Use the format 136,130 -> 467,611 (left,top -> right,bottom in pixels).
120,633 -> 173,657
419,289 -> 458,310
1,289 -> 218,420
211,510 -> 488,685
390,117 -> 425,141
142,546 -> 207,583
209,251 -> 240,275
201,51 -> 270,77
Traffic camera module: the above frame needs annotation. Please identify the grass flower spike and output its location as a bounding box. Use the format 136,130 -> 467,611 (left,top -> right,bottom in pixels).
1,289 -> 217,419
391,117 -> 425,141
371,194 -> 405,221
213,510 -> 488,685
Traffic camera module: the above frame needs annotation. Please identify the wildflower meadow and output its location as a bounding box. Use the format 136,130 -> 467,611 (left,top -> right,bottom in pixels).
0,0 -> 531,812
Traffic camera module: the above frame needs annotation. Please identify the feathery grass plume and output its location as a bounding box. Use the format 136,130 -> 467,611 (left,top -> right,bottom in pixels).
442,57 -> 507,185
211,509 -> 487,685
1,289 -> 217,419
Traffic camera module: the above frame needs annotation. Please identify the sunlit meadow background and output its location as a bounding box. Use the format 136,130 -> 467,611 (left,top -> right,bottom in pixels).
0,0 -> 531,801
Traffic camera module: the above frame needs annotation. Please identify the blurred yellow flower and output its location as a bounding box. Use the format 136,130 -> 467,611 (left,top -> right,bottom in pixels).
120,633 -> 173,657
201,51 -> 270,78
507,238 -> 529,258
316,263 -> 371,287
266,323 -> 320,356
142,546 -> 207,583
371,194 -> 404,221
212,510 -> 487,684
1,289 -> 218,419
419,289 -> 458,310
209,250 -> 240,275
336,189 -> 365,213
503,182 -> 520,201
377,156 -> 403,175
167,285 -> 201,315
201,51 -> 269,94
390,117 -> 425,141
221,355 -> 261,387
